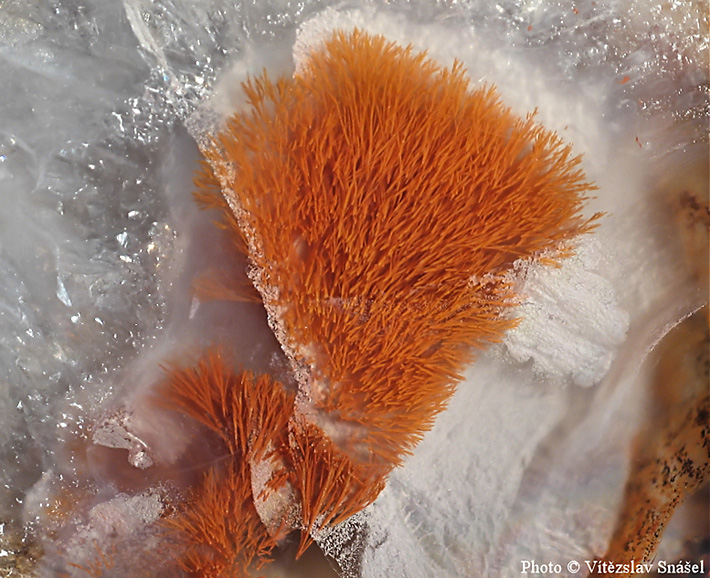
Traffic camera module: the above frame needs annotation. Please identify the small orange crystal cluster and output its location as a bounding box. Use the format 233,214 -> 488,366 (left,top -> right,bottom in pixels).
163,28 -> 597,576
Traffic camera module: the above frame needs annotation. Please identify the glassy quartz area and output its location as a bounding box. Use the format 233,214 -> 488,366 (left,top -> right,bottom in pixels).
0,1 -> 706,577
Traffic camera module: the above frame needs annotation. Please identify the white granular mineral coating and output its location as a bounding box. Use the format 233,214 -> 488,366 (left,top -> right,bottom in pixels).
503,239 -> 630,387
63,490 -> 165,569
91,409 -> 154,469
359,358 -> 570,578
250,453 -> 300,537
86,491 -> 164,534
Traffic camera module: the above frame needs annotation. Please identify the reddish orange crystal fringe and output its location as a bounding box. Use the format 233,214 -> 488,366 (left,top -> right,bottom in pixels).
159,355 -> 292,577
163,28 -> 598,575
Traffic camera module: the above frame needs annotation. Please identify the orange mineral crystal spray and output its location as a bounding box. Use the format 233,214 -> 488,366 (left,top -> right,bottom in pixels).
165,28 -> 599,575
